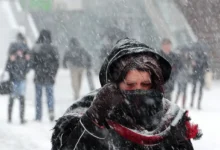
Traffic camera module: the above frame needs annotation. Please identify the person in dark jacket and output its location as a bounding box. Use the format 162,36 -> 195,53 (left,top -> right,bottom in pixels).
175,51 -> 191,108
6,33 -> 31,124
51,38 -> 202,150
32,30 -> 59,121
159,38 -> 179,101
191,51 -> 208,110
63,38 -> 94,100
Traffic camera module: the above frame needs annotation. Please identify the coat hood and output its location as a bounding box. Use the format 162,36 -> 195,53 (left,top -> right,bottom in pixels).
99,38 -> 172,86
9,42 -> 29,55
36,29 -> 52,44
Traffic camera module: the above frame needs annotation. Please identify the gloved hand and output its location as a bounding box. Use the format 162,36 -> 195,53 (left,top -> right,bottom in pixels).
85,83 -> 125,126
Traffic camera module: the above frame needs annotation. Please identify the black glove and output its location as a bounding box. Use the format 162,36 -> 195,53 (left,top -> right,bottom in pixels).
85,83 -> 125,126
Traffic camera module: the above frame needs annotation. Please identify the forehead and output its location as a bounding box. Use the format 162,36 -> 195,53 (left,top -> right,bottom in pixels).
162,42 -> 171,46
125,70 -> 151,81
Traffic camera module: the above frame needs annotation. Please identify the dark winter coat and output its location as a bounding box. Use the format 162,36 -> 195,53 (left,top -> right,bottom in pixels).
32,43 -> 59,85
6,42 -> 31,81
159,51 -> 180,93
63,39 -> 91,69
5,57 -> 31,82
52,92 -> 198,150
51,39 -> 201,150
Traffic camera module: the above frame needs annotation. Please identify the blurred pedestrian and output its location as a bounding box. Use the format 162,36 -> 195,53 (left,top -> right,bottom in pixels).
191,51 -> 208,110
175,51 -> 191,108
159,38 -> 179,101
63,37 -> 94,100
32,30 -> 59,121
6,33 -> 31,124
100,35 -> 115,61
99,29 -> 127,69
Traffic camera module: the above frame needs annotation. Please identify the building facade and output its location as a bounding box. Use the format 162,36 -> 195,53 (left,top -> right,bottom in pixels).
53,0 -> 82,10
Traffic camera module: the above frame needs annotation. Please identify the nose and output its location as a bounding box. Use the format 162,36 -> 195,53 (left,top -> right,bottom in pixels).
134,84 -> 144,90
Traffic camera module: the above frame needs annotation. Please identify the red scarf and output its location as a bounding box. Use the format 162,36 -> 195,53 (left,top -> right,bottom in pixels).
108,120 -> 164,145
107,110 -> 201,146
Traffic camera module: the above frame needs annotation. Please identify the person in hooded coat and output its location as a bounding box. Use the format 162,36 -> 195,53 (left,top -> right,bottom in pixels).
6,32 -> 31,124
8,33 -> 29,55
51,38 -> 202,150
32,29 -> 59,121
63,38 -> 95,100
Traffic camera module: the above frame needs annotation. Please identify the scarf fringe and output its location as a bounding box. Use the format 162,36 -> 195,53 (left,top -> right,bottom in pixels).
185,111 -> 203,140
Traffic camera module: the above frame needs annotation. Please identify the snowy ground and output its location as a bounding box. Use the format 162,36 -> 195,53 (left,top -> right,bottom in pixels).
174,81 -> 220,150
0,69 -> 219,150
0,70 -> 101,150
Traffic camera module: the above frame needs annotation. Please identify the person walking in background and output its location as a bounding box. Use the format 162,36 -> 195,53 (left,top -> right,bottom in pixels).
99,32 -> 126,65
6,33 -> 31,124
191,51 -> 208,110
32,30 -> 59,121
159,38 -> 179,101
63,37 -> 94,100
175,51 -> 191,108
100,35 -> 116,63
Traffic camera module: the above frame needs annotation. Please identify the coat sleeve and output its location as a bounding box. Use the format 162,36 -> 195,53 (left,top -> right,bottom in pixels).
24,59 -> 32,74
169,134 -> 194,150
31,50 -> 38,70
51,90 -> 107,150
50,47 -> 59,77
31,44 -> 43,70
51,114 -> 81,150
167,126 -> 194,150
178,139 -> 194,150
5,59 -> 13,72
167,111 -> 203,150
51,114 -> 108,150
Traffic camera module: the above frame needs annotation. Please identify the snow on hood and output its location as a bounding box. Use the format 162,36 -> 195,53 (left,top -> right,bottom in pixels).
99,38 -> 172,86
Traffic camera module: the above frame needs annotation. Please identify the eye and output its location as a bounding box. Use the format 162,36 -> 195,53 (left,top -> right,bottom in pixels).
126,83 -> 135,87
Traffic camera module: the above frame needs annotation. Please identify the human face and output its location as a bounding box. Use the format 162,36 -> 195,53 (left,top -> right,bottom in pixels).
162,43 -> 172,55
119,70 -> 152,90
17,50 -> 23,57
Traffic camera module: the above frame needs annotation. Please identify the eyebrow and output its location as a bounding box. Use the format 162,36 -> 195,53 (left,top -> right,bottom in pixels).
124,79 -> 152,83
